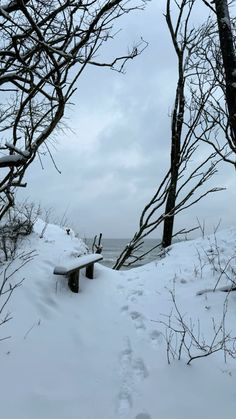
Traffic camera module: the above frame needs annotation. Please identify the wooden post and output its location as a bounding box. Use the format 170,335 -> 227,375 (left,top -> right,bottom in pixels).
95,232 -> 103,254
86,263 -> 94,279
68,270 -> 79,293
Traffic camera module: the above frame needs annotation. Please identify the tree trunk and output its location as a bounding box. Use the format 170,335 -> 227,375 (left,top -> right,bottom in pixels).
214,0 -> 236,149
162,61 -> 184,248
162,176 -> 178,248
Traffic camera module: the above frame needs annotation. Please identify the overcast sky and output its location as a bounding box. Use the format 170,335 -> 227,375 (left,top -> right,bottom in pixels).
18,0 -> 236,239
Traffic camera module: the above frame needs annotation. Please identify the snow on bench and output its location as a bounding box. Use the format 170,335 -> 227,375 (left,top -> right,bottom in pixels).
54,253 -> 103,293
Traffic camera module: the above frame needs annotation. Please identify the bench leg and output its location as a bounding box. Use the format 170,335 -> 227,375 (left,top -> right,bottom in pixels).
86,263 -> 94,279
68,271 -> 79,293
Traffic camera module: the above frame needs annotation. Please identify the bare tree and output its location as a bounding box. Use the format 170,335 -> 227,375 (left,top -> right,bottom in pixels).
0,0 -> 147,220
162,0 -> 193,248
113,0 -> 224,270
201,0 -> 236,162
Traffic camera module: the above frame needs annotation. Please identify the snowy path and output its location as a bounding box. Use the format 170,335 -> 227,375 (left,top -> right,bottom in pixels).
1,222 -> 236,418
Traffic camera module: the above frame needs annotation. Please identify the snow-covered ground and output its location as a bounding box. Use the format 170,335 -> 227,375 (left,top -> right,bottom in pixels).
1,220 -> 236,419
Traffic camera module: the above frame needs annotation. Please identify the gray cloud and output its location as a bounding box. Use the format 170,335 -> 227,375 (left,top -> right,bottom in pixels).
18,1 -> 236,238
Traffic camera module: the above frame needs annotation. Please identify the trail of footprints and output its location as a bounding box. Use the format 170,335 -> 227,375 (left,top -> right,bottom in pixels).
115,275 -> 159,418
116,337 -> 150,419
119,275 -> 162,345
119,275 -> 147,332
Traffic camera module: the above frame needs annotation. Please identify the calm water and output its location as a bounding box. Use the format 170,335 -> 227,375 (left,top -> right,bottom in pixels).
85,238 -> 162,269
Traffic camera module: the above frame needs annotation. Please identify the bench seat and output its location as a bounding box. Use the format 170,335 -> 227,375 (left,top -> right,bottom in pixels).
54,253 -> 103,293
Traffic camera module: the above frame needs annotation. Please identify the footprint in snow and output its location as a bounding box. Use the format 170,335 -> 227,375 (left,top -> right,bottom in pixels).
132,358 -> 148,381
150,330 -> 162,346
119,346 -> 132,369
130,311 -> 146,331
121,305 -> 129,314
119,337 -> 133,374
127,289 -> 144,302
117,390 -> 133,418
127,275 -> 139,282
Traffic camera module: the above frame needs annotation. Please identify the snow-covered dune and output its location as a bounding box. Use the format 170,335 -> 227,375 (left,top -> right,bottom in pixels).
1,221 -> 236,419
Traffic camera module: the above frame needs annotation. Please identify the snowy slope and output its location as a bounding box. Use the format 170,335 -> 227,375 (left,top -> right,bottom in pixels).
1,221 -> 236,419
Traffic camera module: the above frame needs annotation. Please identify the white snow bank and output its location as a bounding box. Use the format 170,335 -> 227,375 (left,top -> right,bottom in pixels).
0,222 -> 236,419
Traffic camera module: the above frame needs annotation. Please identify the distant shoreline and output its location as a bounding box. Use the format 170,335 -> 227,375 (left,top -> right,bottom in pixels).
84,238 -> 162,269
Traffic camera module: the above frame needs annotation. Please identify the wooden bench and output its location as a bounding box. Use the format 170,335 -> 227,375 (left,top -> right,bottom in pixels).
53,253 -> 103,293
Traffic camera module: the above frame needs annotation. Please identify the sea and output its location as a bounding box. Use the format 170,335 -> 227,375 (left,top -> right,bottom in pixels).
85,238 -> 162,269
